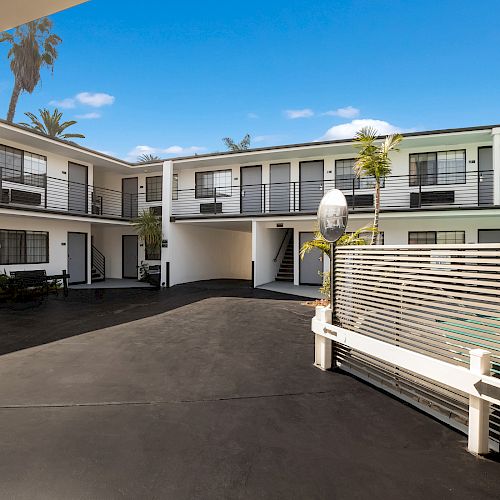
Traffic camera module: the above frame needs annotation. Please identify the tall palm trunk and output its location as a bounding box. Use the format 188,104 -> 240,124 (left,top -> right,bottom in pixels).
371,178 -> 381,244
6,80 -> 21,122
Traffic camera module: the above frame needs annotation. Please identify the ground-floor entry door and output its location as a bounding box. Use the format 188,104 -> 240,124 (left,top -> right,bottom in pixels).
299,232 -> 322,285
478,229 -> 500,243
122,235 -> 138,278
241,166 -> 262,213
68,232 -> 87,284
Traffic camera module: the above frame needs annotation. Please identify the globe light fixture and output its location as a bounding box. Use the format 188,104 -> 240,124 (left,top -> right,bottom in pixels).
317,189 -> 348,320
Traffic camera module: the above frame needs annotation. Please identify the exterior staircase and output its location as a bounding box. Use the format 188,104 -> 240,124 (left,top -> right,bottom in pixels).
91,245 -> 106,282
276,235 -> 294,282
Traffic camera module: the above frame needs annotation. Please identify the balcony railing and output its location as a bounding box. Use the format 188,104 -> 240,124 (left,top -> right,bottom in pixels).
0,168 -> 158,219
172,170 -> 495,218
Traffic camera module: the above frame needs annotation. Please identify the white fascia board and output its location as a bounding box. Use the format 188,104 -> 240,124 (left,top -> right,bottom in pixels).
1,1 -> 88,32
0,208 -> 131,226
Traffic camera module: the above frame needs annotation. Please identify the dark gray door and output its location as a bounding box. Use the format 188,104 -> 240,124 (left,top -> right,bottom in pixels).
241,166 -> 262,213
122,235 -> 138,278
270,163 -> 290,212
68,232 -> 87,284
299,232 -> 322,285
122,177 -> 138,218
478,229 -> 500,243
68,162 -> 88,213
478,147 -> 493,206
300,161 -> 324,211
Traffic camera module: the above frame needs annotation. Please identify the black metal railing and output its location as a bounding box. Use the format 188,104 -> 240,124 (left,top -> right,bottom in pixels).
91,245 -> 106,282
172,170 -> 495,217
0,167 -> 159,219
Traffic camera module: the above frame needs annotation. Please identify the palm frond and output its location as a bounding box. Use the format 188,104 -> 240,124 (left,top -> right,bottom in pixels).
132,210 -> 162,247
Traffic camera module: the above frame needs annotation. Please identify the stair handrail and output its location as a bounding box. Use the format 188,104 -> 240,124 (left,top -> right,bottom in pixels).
91,244 -> 106,278
273,228 -> 292,262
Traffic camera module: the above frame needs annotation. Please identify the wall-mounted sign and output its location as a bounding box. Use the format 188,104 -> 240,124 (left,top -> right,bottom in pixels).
162,239 -> 168,248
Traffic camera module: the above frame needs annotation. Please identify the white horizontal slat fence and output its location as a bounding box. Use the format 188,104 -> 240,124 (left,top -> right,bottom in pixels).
334,243 -> 500,449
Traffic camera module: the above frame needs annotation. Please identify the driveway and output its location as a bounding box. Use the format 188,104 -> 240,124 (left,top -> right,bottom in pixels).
0,281 -> 498,499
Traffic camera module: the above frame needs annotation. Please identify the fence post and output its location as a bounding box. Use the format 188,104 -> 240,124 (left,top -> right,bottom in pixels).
468,349 -> 491,455
62,270 -> 69,297
314,306 -> 333,370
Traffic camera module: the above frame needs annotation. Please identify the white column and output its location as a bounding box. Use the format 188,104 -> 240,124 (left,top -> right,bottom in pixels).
160,161 -> 173,287
251,220 -> 257,287
314,306 -> 333,370
492,127 -> 500,205
468,349 -> 491,455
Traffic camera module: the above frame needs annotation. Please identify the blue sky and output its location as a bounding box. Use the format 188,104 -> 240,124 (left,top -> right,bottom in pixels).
1,0 -> 500,161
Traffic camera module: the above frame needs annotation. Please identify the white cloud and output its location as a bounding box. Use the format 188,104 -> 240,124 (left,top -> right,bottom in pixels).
247,112 -> 259,119
322,106 -> 360,119
76,92 -> 115,107
284,108 -> 314,119
49,98 -> 76,109
76,112 -> 101,119
126,144 -> 206,162
317,119 -> 404,141
253,134 -> 287,144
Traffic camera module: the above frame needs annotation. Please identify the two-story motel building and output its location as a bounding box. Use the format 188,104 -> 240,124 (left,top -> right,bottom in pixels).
1,118 -> 499,291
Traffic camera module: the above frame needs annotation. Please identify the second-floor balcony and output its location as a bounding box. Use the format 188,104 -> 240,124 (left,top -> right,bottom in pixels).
0,168 -> 155,220
172,170 -> 496,218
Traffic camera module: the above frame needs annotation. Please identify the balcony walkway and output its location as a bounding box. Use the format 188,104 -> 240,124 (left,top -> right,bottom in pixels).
0,280 -> 497,498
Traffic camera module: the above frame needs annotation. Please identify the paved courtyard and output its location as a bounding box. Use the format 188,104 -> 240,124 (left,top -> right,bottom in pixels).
0,280 -> 498,499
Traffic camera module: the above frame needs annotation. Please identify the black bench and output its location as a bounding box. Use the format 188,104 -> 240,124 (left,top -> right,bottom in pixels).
9,270 -> 70,298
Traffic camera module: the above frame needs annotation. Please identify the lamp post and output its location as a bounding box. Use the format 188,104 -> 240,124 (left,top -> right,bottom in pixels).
317,189 -> 348,322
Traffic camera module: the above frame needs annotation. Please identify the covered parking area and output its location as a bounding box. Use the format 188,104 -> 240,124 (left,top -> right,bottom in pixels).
0,280 -> 498,498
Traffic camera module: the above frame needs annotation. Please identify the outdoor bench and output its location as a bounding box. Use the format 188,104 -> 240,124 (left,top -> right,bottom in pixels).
8,270 -> 70,298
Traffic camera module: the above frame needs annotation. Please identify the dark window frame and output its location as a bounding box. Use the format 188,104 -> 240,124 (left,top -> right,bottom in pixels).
195,169 -> 232,199
408,230 -> 465,245
409,149 -> 466,187
145,242 -> 161,260
172,173 -> 178,200
0,143 -> 47,188
146,176 -> 162,202
335,158 -> 384,190
0,229 -> 49,265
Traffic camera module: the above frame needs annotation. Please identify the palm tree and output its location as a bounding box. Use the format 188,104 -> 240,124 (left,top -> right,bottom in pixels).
132,209 -> 162,249
353,127 -> 403,244
137,153 -> 161,163
0,18 -> 62,122
299,225 -> 375,260
20,108 -> 85,139
300,226 -> 375,299
222,134 -> 251,151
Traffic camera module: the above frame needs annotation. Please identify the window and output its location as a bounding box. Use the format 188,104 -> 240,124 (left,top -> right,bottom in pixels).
0,145 -> 46,187
146,176 -> 162,202
172,173 -> 178,200
335,158 -> 379,190
408,231 -> 465,244
145,243 -> 161,260
409,150 -> 465,186
0,230 -> 48,264
195,170 -> 231,198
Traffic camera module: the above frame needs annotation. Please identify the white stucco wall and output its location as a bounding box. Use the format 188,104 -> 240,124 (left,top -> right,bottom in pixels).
0,214 -> 91,280
168,223 -> 252,285
252,221 -> 289,286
